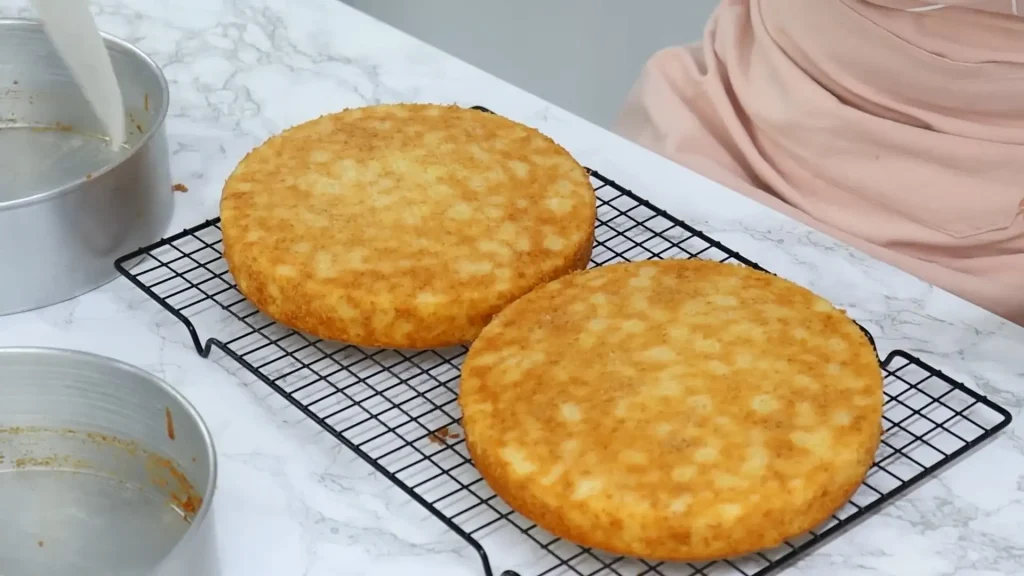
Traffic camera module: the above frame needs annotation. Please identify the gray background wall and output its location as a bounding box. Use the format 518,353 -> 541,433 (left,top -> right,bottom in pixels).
342,0 -> 718,129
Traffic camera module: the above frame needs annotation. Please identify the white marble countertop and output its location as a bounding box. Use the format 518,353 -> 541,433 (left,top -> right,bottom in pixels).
1,0 -> 1023,575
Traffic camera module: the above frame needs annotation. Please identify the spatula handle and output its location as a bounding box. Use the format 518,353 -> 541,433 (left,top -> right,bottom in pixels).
30,0 -> 126,149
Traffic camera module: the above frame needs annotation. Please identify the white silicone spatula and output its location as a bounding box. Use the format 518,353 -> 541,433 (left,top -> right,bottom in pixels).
30,0 -> 126,150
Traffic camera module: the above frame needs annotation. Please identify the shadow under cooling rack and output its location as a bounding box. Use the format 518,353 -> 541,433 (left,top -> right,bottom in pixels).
115,169 -> 1012,576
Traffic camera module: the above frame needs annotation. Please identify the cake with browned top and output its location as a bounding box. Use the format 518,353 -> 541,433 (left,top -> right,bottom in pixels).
220,104 -> 596,349
459,259 -> 883,561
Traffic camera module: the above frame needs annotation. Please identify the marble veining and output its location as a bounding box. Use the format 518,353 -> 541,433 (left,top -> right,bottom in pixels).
0,0 -> 1022,574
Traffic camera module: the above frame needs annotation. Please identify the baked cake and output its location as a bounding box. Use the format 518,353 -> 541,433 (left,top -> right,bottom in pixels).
220,104 -> 596,348
459,259 -> 883,561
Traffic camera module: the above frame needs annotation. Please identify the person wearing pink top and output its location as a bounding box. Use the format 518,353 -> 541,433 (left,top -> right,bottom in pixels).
616,0 -> 1024,325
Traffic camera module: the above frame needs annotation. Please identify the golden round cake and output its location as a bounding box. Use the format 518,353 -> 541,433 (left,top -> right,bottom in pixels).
459,259 -> 883,561
220,104 -> 595,349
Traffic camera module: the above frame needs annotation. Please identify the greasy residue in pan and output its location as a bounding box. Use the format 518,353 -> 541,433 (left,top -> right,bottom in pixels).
0,426 -> 203,523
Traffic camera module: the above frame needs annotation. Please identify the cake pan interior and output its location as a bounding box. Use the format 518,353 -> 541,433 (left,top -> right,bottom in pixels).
0,19 -> 164,204
0,348 -> 216,576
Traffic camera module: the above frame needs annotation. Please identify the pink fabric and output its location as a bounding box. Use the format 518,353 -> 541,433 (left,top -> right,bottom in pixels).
616,0 -> 1024,324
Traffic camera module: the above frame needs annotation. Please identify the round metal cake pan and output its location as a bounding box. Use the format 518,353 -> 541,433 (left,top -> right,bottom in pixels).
0,19 -> 173,316
0,347 -> 218,576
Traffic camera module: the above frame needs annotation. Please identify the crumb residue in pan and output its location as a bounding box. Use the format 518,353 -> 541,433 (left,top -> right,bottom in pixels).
171,183 -> 188,193
0,426 -> 204,524
127,112 -> 144,134
13,454 -> 91,469
29,122 -> 74,133
146,454 -> 203,522
165,407 -> 176,441
144,92 -> 149,112
37,540 -> 43,548
84,430 -> 142,455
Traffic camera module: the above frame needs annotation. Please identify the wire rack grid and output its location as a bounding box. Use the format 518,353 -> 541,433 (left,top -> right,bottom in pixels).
115,167 -> 1012,576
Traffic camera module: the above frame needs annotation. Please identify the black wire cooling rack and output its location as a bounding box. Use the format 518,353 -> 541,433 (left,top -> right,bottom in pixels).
115,168 -> 1012,576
